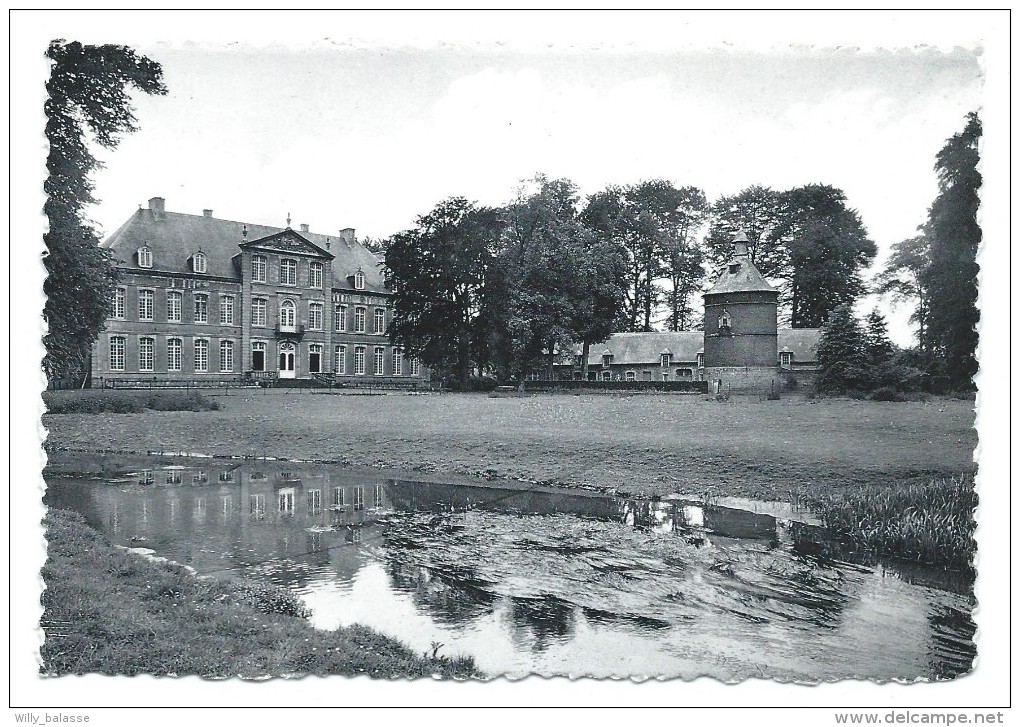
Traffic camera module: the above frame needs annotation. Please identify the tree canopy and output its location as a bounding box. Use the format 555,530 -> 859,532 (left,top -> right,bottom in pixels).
44,40 -> 167,383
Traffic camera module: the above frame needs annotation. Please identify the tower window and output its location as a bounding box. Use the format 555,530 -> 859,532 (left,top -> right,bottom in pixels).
729,263 -> 740,274
718,310 -> 731,330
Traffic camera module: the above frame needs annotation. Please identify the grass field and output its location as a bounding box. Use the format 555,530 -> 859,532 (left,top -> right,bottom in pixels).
43,390 -> 977,501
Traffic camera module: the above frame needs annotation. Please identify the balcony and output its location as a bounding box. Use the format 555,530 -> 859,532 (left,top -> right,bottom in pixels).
274,323 -> 305,339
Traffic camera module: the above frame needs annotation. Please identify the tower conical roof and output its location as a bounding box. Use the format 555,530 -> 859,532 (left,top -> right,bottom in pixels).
706,233 -> 776,295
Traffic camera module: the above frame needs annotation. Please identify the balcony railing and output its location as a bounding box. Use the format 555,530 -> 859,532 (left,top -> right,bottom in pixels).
274,323 -> 305,338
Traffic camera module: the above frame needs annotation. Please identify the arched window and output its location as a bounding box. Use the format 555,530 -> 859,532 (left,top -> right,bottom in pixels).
354,270 -> 365,290
192,251 -> 207,274
279,299 -> 296,330
718,309 -> 731,330
137,246 -> 152,268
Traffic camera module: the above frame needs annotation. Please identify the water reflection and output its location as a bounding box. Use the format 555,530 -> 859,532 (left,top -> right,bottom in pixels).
43,452 -> 976,680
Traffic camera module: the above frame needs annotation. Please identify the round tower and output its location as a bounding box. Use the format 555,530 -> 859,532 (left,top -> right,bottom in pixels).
703,231 -> 779,393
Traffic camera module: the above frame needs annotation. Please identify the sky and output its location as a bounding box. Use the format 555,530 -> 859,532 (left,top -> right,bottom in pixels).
82,36 -> 982,345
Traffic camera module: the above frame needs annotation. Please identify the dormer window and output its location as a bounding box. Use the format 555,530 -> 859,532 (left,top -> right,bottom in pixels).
718,309 -> 731,331
660,350 -> 672,368
137,246 -> 152,268
729,263 -> 740,274
780,351 -> 793,367
192,251 -> 207,274
602,351 -> 613,369
696,352 -> 705,368
354,270 -> 365,290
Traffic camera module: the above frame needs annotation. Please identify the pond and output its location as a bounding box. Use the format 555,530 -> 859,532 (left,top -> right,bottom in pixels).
43,451 -> 976,681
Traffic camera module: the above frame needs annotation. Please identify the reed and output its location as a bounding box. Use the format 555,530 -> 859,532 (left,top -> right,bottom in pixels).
813,475 -> 976,567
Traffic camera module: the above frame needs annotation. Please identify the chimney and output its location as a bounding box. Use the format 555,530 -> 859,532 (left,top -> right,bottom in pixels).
300,223 -> 309,233
339,228 -> 356,245
203,209 -> 213,218
733,230 -> 750,257
149,197 -> 166,221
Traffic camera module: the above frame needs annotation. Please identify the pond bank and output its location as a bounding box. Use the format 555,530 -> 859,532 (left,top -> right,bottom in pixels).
40,509 -> 478,679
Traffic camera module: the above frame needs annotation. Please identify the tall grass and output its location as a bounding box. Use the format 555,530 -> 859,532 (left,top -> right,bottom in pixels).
814,475 -> 976,567
41,510 -> 478,678
43,390 -> 220,414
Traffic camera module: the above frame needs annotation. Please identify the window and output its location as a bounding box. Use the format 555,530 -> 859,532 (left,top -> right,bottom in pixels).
660,353 -> 671,368
392,348 -> 403,376
138,290 -> 154,321
220,340 -> 234,372
137,246 -> 152,268
602,353 -> 613,369
307,489 -> 322,516
334,345 -> 346,375
718,310 -> 731,330
280,258 -> 297,285
334,304 -> 347,332
167,338 -> 182,372
279,299 -> 296,330
252,298 -> 267,327
780,352 -> 793,367
625,371 -> 636,382
309,262 -> 323,289
676,368 -> 693,378
138,337 -> 154,372
374,484 -> 384,509
192,251 -> 207,274
309,344 -> 322,373
193,471 -> 208,485
278,490 -> 295,515
219,470 -> 234,482
165,470 -> 182,485
374,308 -> 386,334
729,263 -> 741,274
601,371 -> 611,381
354,270 -> 365,290
696,353 -> 705,368
249,494 -> 266,519
113,288 -> 125,319
353,486 -> 364,511
642,370 -> 652,381
220,296 -> 234,325
167,291 -> 182,322
252,254 -> 267,283
194,339 -> 208,372
308,302 -> 323,330
194,294 -> 208,324
354,306 -> 366,333
374,347 -> 385,376
354,346 -> 366,375
251,341 -> 266,371
109,336 -> 125,371
409,358 -> 420,377
332,487 -> 345,508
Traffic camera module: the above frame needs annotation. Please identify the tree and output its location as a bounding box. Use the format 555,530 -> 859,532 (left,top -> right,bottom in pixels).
485,176 -> 624,384
864,309 -> 895,365
779,185 -> 877,328
44,40 -> 167,384
815,303 -> 868,394
705,185 -> 790,280
874,234 -> 932,354
384,197 -> 502,385
921,112 -> 981,387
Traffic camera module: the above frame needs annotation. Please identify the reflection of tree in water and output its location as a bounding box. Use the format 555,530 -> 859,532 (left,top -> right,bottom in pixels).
506,596 -> 576,652
926,605 -> 976,680
385,559 -> 496,626
43,479 -> 105,531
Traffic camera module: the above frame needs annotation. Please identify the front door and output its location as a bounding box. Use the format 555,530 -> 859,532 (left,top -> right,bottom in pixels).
278,341 -> 296,379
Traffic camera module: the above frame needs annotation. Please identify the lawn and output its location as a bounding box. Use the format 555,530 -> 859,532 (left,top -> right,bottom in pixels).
43,390 -> 977,501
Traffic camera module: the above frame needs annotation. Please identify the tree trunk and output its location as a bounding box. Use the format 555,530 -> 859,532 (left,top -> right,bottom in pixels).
581,340 -> 590,381
458,325 -> 471,385
546,338 -> 556,381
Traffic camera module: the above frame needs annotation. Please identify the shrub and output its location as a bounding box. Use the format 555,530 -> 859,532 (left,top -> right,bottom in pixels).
43,390 -> 219,414
442,376 -> 499,393
869,386 -> 907,402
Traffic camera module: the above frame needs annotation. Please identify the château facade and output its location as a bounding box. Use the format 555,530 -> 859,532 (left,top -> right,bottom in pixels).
92,198 -> 426,386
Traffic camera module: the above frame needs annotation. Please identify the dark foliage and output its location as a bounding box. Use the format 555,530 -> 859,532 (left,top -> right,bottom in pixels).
43,390 -> 220,414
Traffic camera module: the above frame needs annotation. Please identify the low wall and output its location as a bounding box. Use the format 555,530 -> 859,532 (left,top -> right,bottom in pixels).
523,380 -> 709,394
704,367 -> 783,395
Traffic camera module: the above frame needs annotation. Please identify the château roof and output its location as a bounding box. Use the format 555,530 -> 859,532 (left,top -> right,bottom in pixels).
101,203 -> 388,293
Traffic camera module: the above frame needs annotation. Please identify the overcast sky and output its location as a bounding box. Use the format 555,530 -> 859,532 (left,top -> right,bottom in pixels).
84,37 -> 982,344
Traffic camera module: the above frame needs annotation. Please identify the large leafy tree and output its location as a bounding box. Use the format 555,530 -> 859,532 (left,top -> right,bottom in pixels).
44,40 -> 167,384
705,185 -> 790,280
384,197 -> 502,384
873,234 -> 932,354
778,185 -> 877,328
920,112 -> 981,387
485,176 -> 625,383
